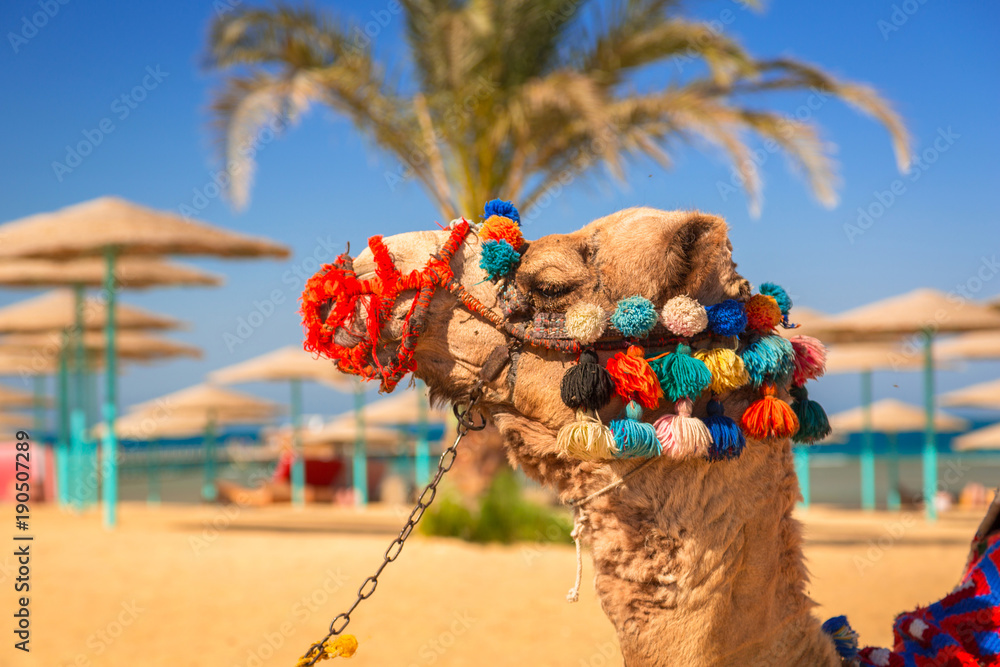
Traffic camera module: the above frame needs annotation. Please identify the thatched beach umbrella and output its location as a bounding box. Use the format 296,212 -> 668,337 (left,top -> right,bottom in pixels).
942,379 -> 1000,410
0,289 -> 181,333
953,423 -> 1000,452
936,331 -> 1000,361
210,346 -> 356,506
817,289 -> 1000,520
0,383 -> 45,410
302,419 -> 402,456
0,196 -> 288,527
1,331 -> 202,362
0,256 -> 223,290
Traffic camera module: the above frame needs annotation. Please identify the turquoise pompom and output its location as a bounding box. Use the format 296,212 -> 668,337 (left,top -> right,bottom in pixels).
648,344 -> 711,401
479,239 -> 520,280
483,199 -> 520,224
739,335 -> 795,386
611,296 -> 658,338
821,616 -> 859,660
705,299 -> 747,336
704,399 -> 745,461
790,385 -> 831,444
611,401 -> 660,458
759,282 -> 792,314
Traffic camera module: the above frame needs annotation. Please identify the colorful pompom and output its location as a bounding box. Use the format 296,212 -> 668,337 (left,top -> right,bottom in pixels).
790,335 -> 827,386
611,401 -> 660,458
557,409 -> 618,460
703,399 -> 746,461
479,215 -> 523,250
611,296 -> 658,338
739,335 -> 795,387
560,350 -> 615,411
694,347 -> 749,394
821,616 -> 859,661
654,397 -> 711,459
647,344 -> 711,402
479,239 -> 520,280
605,345 -> 663,410
483,199 -> 520,225
565,303 -> 606,344
660,295 -> 707,337
705,299 -> 747,337
789,385 -> 831,444
759,282 -> 792,314
744,294 -> 783,333
741,383 -> 799,441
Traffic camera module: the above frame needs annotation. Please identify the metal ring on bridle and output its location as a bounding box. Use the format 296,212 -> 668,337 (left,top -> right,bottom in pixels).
453,400 -> 486,431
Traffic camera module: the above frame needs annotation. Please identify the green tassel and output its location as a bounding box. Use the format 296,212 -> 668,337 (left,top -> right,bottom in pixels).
648,343 -> 712,402
790,384 -> 831,444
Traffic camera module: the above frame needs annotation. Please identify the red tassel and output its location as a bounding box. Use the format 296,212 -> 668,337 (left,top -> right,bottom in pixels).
741,383 -> 799,440
605,345 -> 663,410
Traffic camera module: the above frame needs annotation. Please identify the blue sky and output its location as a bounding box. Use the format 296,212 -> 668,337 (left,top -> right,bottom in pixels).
0,0 -> 998,420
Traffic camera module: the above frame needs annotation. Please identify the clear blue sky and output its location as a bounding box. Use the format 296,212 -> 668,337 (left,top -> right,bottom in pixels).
1,0 -> 998,419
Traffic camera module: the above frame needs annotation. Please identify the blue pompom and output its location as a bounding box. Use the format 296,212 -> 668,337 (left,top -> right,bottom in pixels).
611,296 -> 658,338
739,335 -> 794,386
479,239 -> 520,280
821,616 -> 859,660
704,399 -> 745,461
611,401 -> 661,458
759,282 -> 792,314
705,299 -> 747,336
483,199 -> 520,225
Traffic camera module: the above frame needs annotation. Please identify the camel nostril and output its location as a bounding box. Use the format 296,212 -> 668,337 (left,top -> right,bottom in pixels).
318,300 -> 333,323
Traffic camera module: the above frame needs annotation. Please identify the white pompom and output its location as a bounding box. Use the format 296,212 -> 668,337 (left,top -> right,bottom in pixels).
565,302 -> 606,344
660,295 -> 707,337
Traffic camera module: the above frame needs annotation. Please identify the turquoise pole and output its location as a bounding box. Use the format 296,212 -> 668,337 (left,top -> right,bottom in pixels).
922,330 -> 937,522
147,439 -> 161,506
101,247 -> 119,529
793,445 -> 810,509
353,382 -> 368,506
202,415 -> 218,502
887,432 -> 901,512
32,375 -> 45,435
70,284 -> 86,509
415,381 -> 430,487
860,369 -> 876,511
56,337 -> 70,507
290,379 -> 304,507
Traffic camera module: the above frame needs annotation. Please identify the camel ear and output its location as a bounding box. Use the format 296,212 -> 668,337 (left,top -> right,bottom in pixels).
593,208 -> 750,305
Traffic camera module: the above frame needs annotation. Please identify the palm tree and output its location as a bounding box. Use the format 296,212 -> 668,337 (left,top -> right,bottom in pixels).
205,0 -> 910,220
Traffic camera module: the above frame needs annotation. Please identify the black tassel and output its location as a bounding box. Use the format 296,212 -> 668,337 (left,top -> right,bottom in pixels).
560,349 -> 615,411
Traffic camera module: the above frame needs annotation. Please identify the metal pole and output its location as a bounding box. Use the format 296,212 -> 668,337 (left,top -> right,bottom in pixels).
353,382 -> 368,506
202,414 -> 218,502
70,284 -> 87,510
86,354 -> 100,508
860,369 -> 876,511
148,439 -> 161,506
56,337 -> 70,507
415,381 -> 430,487
887,432 -> 901,512
290,379 -> 305,507
101,247 -> 119,528
793,445 -> 810,509
922,329 -> 937,521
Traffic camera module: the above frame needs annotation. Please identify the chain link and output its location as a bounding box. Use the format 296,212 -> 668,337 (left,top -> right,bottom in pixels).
298,389 -> 484,666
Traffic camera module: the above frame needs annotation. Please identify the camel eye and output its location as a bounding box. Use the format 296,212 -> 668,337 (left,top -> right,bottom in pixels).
534,283 -> 572,299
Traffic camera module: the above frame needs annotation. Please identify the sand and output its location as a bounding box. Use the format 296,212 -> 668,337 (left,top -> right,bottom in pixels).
2,502 -> 985,667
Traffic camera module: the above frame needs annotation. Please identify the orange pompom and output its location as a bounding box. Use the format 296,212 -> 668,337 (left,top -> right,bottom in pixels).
744,293 -> 783,332
741,383 -> 799,440
479,215 -> 523,250
605,345 -> 663,410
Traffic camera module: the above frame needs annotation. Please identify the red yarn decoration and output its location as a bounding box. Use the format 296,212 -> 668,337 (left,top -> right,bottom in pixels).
605,345 -> 663,410
744,293 -> 783,332
741,383 -> 800,440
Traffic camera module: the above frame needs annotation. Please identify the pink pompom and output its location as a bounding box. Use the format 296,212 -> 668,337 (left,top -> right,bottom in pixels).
791,335 -> 827,385
654,398 -> 711,458
660,296 -> 708,337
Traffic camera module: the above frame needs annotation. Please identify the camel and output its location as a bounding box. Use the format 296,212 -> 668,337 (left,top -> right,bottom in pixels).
300,206 -> 1000,666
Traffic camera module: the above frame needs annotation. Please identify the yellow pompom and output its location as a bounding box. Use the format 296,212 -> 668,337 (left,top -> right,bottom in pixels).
565,302 -> 606,344
478,215 -> 523,250
557,409 -> 618,460
325,634 -> 358,659
694,347 -> 749,394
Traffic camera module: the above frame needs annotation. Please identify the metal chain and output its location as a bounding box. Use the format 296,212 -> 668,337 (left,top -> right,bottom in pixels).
298,388 -> 486,666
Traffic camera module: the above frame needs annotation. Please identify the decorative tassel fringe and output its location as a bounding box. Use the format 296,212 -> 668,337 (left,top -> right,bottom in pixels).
790,335 -> 827,386
557,409 -> 619,460
741,383 -> 800,440
821,616 -> 859,661
560,350 -> 615,411
606,345 -> 663,410
654,397 -> 711,459
739,335 -> 795,387
703,399 -> 745,461
610,401 -> 660,458
694,347 -> 749,394
789,385 -> 831,444
648,344 -> 711,402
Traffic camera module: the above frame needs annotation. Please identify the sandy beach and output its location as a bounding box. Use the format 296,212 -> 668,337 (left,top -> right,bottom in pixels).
0,501 -> 985,667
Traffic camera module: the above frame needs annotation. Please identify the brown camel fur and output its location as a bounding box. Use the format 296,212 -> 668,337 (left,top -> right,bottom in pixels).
346,208 -> 843,666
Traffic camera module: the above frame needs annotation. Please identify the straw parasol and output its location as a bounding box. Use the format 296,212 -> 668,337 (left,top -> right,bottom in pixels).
936,331 -> 1000,361
0,290 -> 181,333
0,196 -> 288,527
0,383 -> 47,409
210,346 -> 359,506
953,423 -> 1000,452
941,379 -> 1000,410
302,419 -> 403,457
0,257 -> 223,289
816,288 -> 1000,520
0,331 -> 201,362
